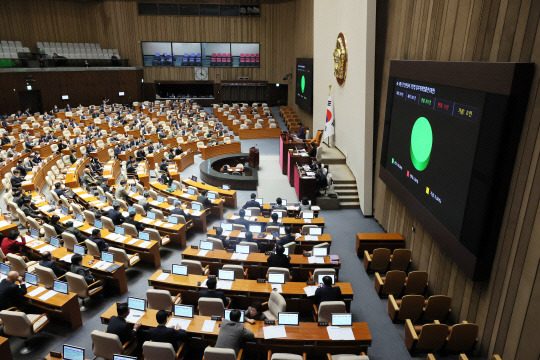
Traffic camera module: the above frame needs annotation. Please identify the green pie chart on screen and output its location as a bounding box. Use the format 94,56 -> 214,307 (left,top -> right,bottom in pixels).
410,117 -> 433,171
301,75 -> 306,93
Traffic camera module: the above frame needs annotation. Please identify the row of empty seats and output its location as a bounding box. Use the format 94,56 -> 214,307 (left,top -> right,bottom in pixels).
37,42 -> 120,59
0,40 -> 30,59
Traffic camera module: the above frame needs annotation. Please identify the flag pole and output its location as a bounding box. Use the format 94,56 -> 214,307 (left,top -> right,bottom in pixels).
327,85 -> 333,148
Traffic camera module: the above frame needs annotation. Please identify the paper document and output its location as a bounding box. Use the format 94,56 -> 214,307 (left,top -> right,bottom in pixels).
303,286 -> 318,297
139,217 -> 153,224
139,241 -> 152,248
38,245 -> 57,254
105,233 -> 121,241
249,216 -> 257,221
308,257 -> 325,264
39,290 -> 58,301
128,239 -> 138,245
304,219 -> 312,223
0,220 -> 11,228
263,325 -> 287,339
126,310 -> 145,324
191,211 -> 202,217
231,253 -> 248,260
230,215 -> 239,220
60,254 -> 74,263
163,224 -> 174,228
269,284 -> 282,293
216,280 -> 233,290
156,272 -> 170,281
26,240 -> 42,248
304,235 -> 318,241
166,318 -> 191,330
326,326 -> 355,340
223,231 -> 232,236
198,250 -> 209,256
201,320 -> 216,332
237,232 -> 246,238
134,195 -> 144,201
150,201 -> 160,206
154,220 -> 164,226
80,193 -> 92,199
265,235 -> 273,240
28,287 -> 47,297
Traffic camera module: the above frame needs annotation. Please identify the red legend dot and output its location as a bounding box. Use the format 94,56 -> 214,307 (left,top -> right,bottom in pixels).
407,171 -> 410,177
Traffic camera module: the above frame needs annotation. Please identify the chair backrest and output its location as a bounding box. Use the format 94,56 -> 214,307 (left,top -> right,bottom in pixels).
206,237 -> 224,250
65,271 -> 90,298
71,203 -> 83,215
145,228 -> 162,243
198,298 -> 225,316
142,341 -> 176,360
404,271 -> 428,295
318,301 -> 347,323
27,217 -> 41,232
6,253 -> 27,275
134,203 -> 146,216
267,291 -> 286,317
283,241 -> 296,254
381,270 -> 406,296
35,264 -> 57,288
397,295 -> 425,322
312,268 -> 337,283
416,323 -> 449,352
153,209 -> 164,220
267,267 -> 291,282
370,248 -> 391,272
232,224 -> 246,231
101,216 -> 115,231
91,330 -> 123,360
239,241 -> 258,253
85,239 -> 101,257
301,224 -> 317,233
0,310 -> 33,338
423,295 -> 452,322
122,222 -> 139,238
246,207 -> 261,216
445,323 -> 479,352
83,210 -> 96,225
61,232 -> 78,251
146,289 -> 173,311
389,248 -> 411,271
222,264 -> 245,279
109,247 -> 130,268
203,347 -> 237,360
180,259 -> 205,275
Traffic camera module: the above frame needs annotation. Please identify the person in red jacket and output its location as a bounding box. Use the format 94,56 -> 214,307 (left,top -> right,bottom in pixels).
0,230 -> 25,256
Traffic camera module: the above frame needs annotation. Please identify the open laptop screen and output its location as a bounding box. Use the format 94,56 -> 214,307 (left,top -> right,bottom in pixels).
268,272 -> 285,284
127,297 -> 146,311
278,312 -> 299,326
174,304 -> 194,318
331,313 -> 352,326
63,345 -> 85,360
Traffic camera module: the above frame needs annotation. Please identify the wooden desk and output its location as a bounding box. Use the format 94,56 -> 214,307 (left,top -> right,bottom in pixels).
102,159 -> 121,186
206,229 -> 332,253
0,216 -> 18,238
288,152 -> 311,187
24,283 -> 82,331
148,271 -> 353,312
100,305 -> 371,355
238,127 -> 282,139
280,134 -> 305,175
355,233 -> 406,255
181,247 -> 340,281
182,178 -> 237,208
174,150 -> 195,172
0,336 -> 12,360
200,141 -> 242,160
226,214 -> 325,233
294,164 -> 317,203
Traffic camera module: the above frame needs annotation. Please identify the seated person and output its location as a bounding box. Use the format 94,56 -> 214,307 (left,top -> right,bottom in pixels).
115,180 -> 129,203
233,209 -> 251,229
99,178 -> 112,194
308,144 -> 318,158
124,211 -> 144,232
245,302 -> 266,323
199,277 -> 230,307
70,254 -> 102,288
170,202 -> 191,221
299,197 -> 311,211
266,213 -> 281,228
277,226 -> 295,246
296,124 -> 306,140
39,251 -> 67,277
214,227 -> 229,248
21,198 -> 48,221
107,302 -> 142,344
65,221 -> 86,243
1,230 -> 26,256
12,189 -> 30,209
10,170 -> 24,189
16,159 -> 31,177
88,228 -> 109,252
160,170 -> 173,187
272,197 -> 287,210
214,309 -> 254,355
309,158 -> 318,171
0,271 -> 27,310
138,192 -> 150,212
196,190 -> 211,209
54,182 -> 69,198
242,193 -> 262,210
83,169 -> 98,188
315,164 -> 328,195
48,214 -> 64,235
266,244 -> 290,268
147,310 -> 188,352
106,203 -> 125,225
314,275 -> 342,305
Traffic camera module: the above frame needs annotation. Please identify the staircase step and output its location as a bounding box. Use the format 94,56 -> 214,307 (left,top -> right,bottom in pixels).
340,202 -> 361,209
333,179 -> 357,185
338,194 -> 360,201
334,184 -> 358,190
335,189 -> 358,196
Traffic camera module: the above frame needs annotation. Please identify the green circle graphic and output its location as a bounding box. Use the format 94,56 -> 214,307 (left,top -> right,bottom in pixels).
301,75 -> 306,93
410,117 -> 433,171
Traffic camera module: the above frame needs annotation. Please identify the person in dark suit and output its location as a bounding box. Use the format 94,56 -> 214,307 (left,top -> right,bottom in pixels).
242,193 -> 262,210
315,164 -> 328,195
0,271 -> 27,310
170,202 -> 191,221
272,197 -> 287,210
265,213 -> 281,229
308,144 -> 318,158
106,204 -> 125,225
277,226 -> 295,246
70,254 -> 101,286
65,221 -> 86,243
314,275 -> 342,306
21,198 -> 47,221
214,309 -> 254,355
39,251 -> 67,277
10,170 -> 24,189
124,212 -> 144,232
107,302 -> 141,344
136,149 -> 146,162
196,190 -> 211,209
266,244 -> 290,268
160,171 -> 173,187
147,310 -> 188,351
199,277 -> 229,307
88,229 -> 109,252
0,134 -> 10,146
245,302 -> 266,323
233,209 -> 251,229
296,124 -> 305,140
24,138 -> 34,150
48,215 -> 65,235
69,149 -> 78,164
16,159 -> 31,177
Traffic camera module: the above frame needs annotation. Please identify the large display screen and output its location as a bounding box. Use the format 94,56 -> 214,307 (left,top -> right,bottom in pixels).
295,58 -> 313,113
384,79 -> 484,238
380,61 -> 534,280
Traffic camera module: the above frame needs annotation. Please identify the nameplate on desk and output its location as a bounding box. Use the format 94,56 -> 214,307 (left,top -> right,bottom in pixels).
191,245 -> 199,249
265,251 -> 273,255
226,248 -> 235,253
264,320 -> 276,325
49,351 -> 62,358
211,316 -> 222,321
306,281 -> 315,285
257,278 -> 266,283
318,322 -> 328,326
303,252 -> 310,257
208,275 -> 216,279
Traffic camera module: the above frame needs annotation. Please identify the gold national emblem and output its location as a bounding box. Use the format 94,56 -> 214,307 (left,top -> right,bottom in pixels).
333,32 -> 347,86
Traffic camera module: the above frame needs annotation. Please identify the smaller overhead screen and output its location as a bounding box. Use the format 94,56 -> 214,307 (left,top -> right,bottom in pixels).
295,58 -> 313,114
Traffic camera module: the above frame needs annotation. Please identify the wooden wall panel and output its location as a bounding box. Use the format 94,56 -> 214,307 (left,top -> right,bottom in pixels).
374,1 -> 540,359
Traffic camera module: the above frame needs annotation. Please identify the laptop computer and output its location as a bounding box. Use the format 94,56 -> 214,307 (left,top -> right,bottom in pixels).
191,203 -> 202,211
126,297 -> 146,322
115,226 -> 124,235
224,309 -> 244,322
221,222 -> 233,231
222,184 -> 230,190
268,272 -> 285,284
317,274 -> 335,285
94,220 -> 103,229
63,345 -> 85,360
138,231 -> 150,241
218,269 -> 235,281
249,224 -> 262,233
302,211 -> 314,219
278,312 -> 299,326
174,304 -> 194,318
25,272 -> 38,286
73,244 -> 85,255
312,247 -> 328,257
49,236 -> 60,247
172,264 -> 188,276
167,216 -> 178,224
235,244 -> 250,254
331,313 -> 352,326
101,252 -> 114,263
147,211 -> 156,220
53,280 -> 68,294
308,227 -> 323,236
199,240 -> 214,251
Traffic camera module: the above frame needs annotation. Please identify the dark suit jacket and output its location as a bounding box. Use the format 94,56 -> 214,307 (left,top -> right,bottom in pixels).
70,264 -> 96,285
266,253 -> 291,268
107,209 -> 125,225
170,208 -> 191,220
89,236 -> 109,252
125,218 -> 144,232
66,226 -> 85,242
199,288 -> 228,306
107,316 -> 136,344
314,285 -> 342,304
0,279 -> 27,310
39,259 -> 67,277
10,176 -> 24,188
277,234 -> 295,246
214,319 -> 254,354
196,195 -> 211,209
48,221 -> 64,235
233,218 -> 251,228
242,200 -> 262,210
148,324 -> 188,351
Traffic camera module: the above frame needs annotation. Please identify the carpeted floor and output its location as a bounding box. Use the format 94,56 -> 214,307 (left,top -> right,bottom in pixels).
3,107 -> 481,360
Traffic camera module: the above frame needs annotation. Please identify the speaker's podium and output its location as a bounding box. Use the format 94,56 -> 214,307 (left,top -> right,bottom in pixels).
249,146 -> 259,169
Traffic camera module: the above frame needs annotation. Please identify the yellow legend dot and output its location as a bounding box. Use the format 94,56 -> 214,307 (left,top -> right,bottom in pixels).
426,187 -> 429,194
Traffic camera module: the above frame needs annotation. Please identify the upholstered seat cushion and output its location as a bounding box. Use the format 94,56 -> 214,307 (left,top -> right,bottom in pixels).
271,353 -> 304,360
331,355 -> 369,360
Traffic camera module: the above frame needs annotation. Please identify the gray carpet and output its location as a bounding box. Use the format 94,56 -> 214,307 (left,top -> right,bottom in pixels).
3,107 -> 478,360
